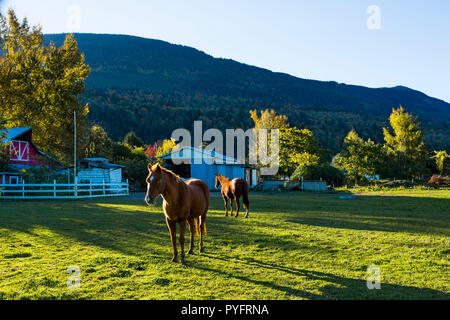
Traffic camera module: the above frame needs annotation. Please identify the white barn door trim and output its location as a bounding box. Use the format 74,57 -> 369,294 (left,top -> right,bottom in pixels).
10,140 -> 30,162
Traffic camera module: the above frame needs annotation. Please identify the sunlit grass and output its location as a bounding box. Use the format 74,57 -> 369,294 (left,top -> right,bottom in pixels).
0,192 -> 449,300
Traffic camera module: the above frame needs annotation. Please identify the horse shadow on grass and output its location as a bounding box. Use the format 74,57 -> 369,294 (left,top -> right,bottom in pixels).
195,253 -> 449,300
0,199 -> 328,257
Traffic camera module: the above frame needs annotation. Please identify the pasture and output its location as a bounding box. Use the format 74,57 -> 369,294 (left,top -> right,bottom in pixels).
0,191 -> 449,300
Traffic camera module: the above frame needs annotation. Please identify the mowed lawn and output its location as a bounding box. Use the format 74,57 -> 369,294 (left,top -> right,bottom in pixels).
0,192 -> 449,300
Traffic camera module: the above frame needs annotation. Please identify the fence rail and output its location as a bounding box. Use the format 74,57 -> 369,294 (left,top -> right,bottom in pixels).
0,180 -> 129,199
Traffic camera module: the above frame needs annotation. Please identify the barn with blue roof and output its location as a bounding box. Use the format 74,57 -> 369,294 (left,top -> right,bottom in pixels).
157,146 -> 259,190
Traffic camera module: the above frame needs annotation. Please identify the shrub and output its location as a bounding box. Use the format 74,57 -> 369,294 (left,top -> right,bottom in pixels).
291,164 -> 345,187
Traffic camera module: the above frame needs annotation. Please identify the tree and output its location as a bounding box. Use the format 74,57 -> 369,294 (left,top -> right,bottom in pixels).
123,131 -> 145,148
118,146 -> 148,189
112,142 -> 132,163
145,143 -> 158,159
84,125 -> 113,159
249,109 -> 325,176
279,127 -> 325,176
291,164 -> 345,187
333,129 -> 384,183
433,151 -> 449,175
0,10 -> 91,164
0,116 -> 9,171
383,107 -> 428,178
156,139 -> 178,160
111,141 -> 148,188
250,109 -> 290,130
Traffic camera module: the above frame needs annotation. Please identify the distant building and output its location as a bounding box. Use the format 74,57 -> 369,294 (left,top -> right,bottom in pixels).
157,146 -> 259,190
77,158 -> 125,184
365,174 -> 380,181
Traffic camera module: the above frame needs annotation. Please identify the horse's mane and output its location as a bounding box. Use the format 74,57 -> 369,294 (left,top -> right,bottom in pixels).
152,164 -> 185,186
216,174 -> 230,182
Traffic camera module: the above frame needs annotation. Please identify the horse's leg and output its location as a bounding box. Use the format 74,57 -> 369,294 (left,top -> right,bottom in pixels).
223,195 -> 229,217
243,184 -> 250,219
187,218 -> 195,255
199,214 -> 206,253
229,196 -> 234,216
234,195 -> 240,218
166,218 -> 178,262
179,219 -> 187,264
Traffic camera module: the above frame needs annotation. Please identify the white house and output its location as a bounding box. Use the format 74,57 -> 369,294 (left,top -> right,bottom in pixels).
77,158 -> 125,184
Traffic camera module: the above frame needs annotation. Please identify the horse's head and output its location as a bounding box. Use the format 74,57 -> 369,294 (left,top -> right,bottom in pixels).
215,175 -> 221,189
145,163 -> 166,206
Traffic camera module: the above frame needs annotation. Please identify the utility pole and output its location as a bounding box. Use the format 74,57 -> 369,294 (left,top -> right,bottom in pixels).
74,111 -> 77,183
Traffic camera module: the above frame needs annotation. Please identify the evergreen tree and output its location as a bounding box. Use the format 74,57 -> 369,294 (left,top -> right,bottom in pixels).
84,125 -> 113,158
123,131 -> 145,148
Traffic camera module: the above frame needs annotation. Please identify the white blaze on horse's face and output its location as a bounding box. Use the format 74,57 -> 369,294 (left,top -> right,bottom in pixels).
145,165 -> 164,205
145,173 -> 157,205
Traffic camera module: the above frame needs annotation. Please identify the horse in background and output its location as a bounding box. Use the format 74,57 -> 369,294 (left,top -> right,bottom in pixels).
145,164 -> 209,264
215,174 -> 250,218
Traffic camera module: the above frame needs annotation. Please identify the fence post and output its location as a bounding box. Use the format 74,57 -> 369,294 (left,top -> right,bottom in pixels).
89,180 -> 92,197
126,179 -> 129,196
74,177 -> 78,199
103,179 -> 106,196
22,179 -> 25,198
53,179 -> 57,198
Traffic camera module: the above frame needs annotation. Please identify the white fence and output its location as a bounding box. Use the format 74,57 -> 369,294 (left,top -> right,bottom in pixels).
0,180 -> 129,200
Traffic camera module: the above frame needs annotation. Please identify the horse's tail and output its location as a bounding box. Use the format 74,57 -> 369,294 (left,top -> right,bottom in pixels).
199,181 -> 209,236
194,216 -> 207,235
202,217 -> 207,235
194,218 -> 200,236
242,181 -> 250,210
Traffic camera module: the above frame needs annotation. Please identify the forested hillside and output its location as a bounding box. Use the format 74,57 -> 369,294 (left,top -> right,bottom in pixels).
44,33 -> 450,152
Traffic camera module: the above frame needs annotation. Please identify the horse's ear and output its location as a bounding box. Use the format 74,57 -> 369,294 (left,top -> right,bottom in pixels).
155,164 -> 162,172
147,163 -> 153,172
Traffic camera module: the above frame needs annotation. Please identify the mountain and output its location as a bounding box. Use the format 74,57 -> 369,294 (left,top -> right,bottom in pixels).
44,33 -> 450,152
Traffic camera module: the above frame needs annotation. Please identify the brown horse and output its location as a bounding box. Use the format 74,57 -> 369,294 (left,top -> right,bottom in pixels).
215,174 -> 250,218
145,164 -> 209,264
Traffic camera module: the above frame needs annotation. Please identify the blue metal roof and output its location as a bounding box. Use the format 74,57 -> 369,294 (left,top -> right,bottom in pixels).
0,127 -> 32,143
157,146 -> 242,164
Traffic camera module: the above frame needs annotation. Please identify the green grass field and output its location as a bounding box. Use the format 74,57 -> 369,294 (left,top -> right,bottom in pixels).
0,191 -> 449,300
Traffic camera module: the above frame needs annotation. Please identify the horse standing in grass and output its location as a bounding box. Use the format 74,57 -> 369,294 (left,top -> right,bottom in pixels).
145,164 -> 209,264
215,174 -> 250,218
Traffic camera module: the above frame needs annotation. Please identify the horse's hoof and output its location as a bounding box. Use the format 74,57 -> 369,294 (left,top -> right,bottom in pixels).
235,215 -> 239,218
172,258 -> 178,263
199,247 -> 205,253
187,248 -> 194,255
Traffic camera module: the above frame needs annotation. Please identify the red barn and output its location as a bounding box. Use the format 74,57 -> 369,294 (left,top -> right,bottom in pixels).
0,128 -> 58,184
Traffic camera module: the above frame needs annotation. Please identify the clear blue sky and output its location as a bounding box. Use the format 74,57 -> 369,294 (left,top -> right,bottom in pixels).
2,0 -> 449,102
